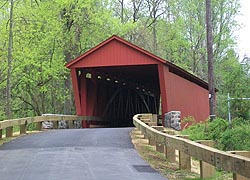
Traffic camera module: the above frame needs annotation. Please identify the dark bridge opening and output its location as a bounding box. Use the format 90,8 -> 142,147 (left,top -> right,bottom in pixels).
81,65 -> 160,127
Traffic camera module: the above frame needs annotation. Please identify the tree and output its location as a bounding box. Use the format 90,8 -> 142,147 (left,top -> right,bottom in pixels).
0,0 -> 136,118
6,0 -> 14,119
216,50 -> 250,120
206,0 -> 216,120
0,0 -> 242,120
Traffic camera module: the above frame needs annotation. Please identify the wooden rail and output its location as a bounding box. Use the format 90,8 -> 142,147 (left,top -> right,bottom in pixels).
1,113 -> 249,179
133,114 -> 250,179
0,115 -> 100,139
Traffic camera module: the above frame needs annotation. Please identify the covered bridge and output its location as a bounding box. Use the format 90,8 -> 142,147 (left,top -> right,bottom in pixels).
66,35 -> 210,128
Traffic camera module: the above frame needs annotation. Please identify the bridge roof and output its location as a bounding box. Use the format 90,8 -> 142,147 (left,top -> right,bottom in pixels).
66,35 -> 209,90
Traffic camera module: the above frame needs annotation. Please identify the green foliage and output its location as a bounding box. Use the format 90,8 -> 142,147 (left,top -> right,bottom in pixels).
216,50 -> 250,120
0,110 -> 7,121
27,123 -> 36,131
0,0 -> 245,121
206,118 -> 229,140
182,117 -> 250,151
219,124 -> 250,151
0,0 -> 136,118
182,122 -> 207,141
182,116 -> 196,125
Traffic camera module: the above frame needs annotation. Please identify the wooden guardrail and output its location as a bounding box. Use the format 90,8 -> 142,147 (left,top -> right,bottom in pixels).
133,114 -> 250,179
0,115 -> 100,139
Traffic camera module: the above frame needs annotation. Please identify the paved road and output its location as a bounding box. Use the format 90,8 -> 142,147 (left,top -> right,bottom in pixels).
0,128 -> 167,180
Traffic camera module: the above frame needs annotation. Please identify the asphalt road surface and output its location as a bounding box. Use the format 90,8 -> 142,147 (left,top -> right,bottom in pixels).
0,128 -> 168,180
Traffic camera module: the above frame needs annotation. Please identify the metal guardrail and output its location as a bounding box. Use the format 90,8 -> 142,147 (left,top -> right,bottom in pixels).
133,114 -> 250,179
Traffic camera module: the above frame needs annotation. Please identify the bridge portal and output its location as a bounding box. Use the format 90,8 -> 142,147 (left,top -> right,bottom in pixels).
66,35 -> 210,128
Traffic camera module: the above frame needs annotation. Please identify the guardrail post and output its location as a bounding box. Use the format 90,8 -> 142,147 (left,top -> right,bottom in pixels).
52,121 -> 58,129
0,129 -> 2,139
177,135 -> 191,171
68,120 -> 74,129
133,125 -> 143,137
164,128 -> 176,162
134,114 -> 250,179
165,144 -> 176,162
144,114 -> 153,121
152,126 -> 165,153
231,151 -> 250,180
6,126 -> 13,137
140,114 -> 157,126
35,122 -> 42,131
152,114 -> 158,124
20,124 -> 26,134
148,135 -> 156,146
143,131 -> 148,139
143,129 -> 150,144
156,141 -> 165,153
197,140 -> 215,178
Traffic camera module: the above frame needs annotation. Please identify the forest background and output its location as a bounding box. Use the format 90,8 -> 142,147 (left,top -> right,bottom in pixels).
0,0 -> 249,124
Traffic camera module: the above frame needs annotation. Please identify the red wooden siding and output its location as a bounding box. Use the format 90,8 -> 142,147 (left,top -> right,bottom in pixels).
157,64 -> 169,116
70,69 -> 81,115
69,39 -> 159,68
166,71 -> 209,125
66,35 -> 212,128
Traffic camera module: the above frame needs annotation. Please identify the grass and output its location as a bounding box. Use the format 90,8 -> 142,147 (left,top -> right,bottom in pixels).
130,128 -> 232,180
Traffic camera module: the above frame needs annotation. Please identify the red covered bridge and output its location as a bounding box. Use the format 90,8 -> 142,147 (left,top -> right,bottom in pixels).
66,35 -> 210,128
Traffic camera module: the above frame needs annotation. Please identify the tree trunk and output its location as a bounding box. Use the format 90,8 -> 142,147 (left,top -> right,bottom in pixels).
152,22 -> 157,53
120,0 -> 124,23
206,0 -> 216,120
64,51 -> 73,115
6,0 -> 14,119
